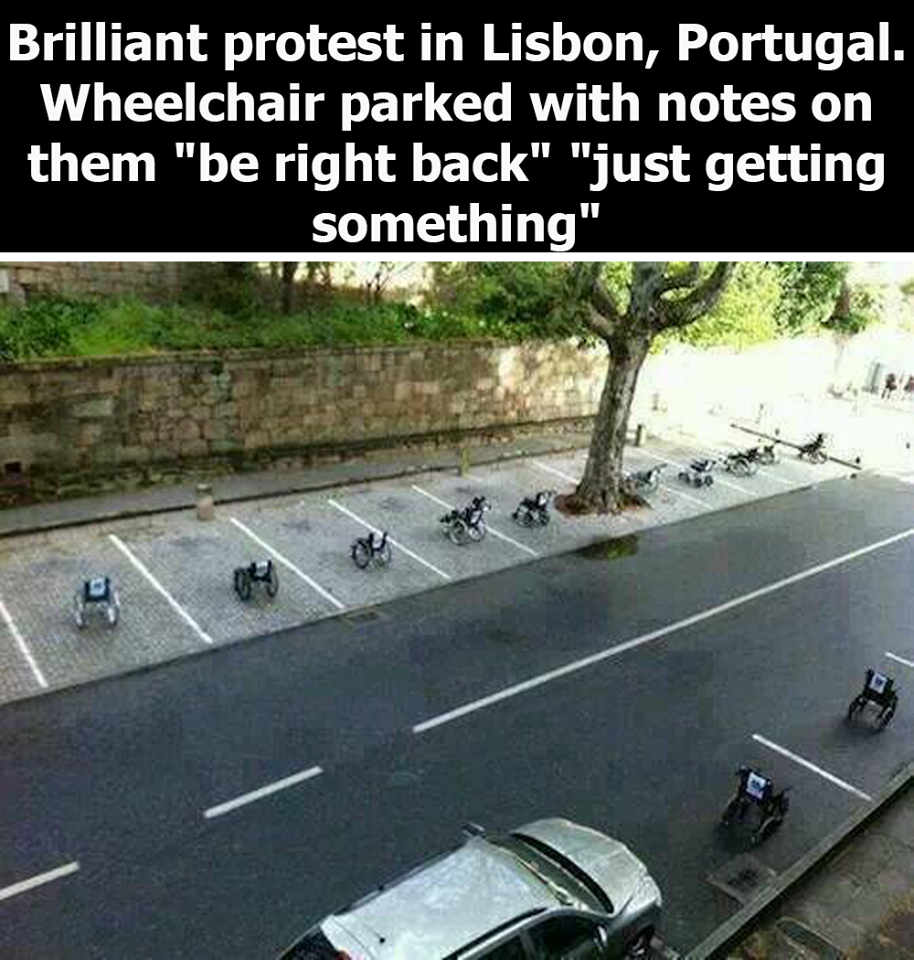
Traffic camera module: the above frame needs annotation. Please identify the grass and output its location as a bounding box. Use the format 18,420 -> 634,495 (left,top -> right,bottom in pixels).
0,297 -> 541,361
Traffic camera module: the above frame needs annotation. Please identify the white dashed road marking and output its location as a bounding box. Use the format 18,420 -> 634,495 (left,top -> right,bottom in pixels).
0,596 -> 48,688
886,652 -> 914,669
0,862 -> 80,903
413,527 -> 914,733
532,460 -> 580,485
204,766 -> 324,820
229,518 -> 346,611
109,535 -> 215,645
752,734 -> 873,802
327,499 -> 451,581
410,485 -> 539,558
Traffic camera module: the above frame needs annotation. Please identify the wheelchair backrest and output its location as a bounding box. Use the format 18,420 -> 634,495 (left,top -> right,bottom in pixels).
866,670 -> 893,696
744,770 -> 772,802
84,577 -> 111,602
252,561 -> 272,579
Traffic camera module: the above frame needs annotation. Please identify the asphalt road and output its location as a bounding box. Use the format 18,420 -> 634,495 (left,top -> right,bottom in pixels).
0,473 -> 911,959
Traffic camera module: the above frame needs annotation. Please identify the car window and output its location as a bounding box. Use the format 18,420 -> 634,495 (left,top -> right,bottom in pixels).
480,935 -> 528,959
528,917 -> 604,959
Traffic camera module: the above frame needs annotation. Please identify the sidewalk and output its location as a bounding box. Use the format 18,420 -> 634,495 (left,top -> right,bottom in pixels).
729,784 -> 913,959
0,426 -> 595,538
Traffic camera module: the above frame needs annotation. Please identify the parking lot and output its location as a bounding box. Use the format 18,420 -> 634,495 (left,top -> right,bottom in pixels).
0,430 -> 855,707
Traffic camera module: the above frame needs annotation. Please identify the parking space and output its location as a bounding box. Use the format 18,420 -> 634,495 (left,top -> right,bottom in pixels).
112,514 -> 342,647
0,426 -> 868,708
0,527 -> 205,691
231,494 -> 445,610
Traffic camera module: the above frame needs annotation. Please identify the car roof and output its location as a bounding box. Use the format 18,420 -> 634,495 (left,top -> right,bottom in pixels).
326,836 -> 564,959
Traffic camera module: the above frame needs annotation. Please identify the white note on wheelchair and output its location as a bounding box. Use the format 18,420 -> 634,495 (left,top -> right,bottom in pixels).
747,773 -> 769,800
869,673 -> 888,694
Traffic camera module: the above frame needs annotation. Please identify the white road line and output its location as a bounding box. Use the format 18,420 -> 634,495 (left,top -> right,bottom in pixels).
659,483 -> 710,511
0,862 -> 80,903
410,485 -> 539,558
204,766 -> 324,819
413,526 -> 914,734
229,518 -> 346,611
327,499 -> 451,581
886,651 -> 914,669
641,447 -> 753,496
532,460 -> 579,485
752,735 -> 873,802
109,535 -> 214,645
0,597 -> 48,689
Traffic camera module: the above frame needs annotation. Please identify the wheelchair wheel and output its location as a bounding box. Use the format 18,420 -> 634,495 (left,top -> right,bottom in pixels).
878,701 -> 897,730
377,541 -> 393,566
678,471 -> 689,483
752,815 -> 783,846
730,459 -> 751,478
537,510 -> 550,526
721,796 -> 742,827
105,595 -> 120,628
848,694 -> 867,722
351,541 -> 371,570
468,520 -> 487,542
515,507 -> 535,528
73,595 -> 87,630
448,519 -> 470,546
234,568 -> 252,601
644,476 -> 660,495
703,476 -> 714,487
265,565 -> 280,599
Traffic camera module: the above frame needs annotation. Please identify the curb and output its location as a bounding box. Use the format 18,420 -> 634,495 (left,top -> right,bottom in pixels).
0,439 -> 595,541
730,423 -> 865,472
686,762 -> 913,959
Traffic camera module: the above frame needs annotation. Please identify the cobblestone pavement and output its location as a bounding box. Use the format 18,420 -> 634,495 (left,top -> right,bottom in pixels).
0,428 -> 857,707
728,787 -> 914,960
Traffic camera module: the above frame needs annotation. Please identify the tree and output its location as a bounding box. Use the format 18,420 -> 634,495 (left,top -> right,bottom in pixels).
563,262 -> 735,515
363,262 -> 413,305
281,262 -> 299,315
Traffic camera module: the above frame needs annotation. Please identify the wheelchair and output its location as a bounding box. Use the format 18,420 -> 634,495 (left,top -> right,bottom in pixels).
848,669 -> 898,730
351,531 -> 393,570
723,451 -> 759,477
74,577 -> 121,630
797,432 -> 828,464
234,560 -> 280,602
678,458 -> 716,488
512,490 -> 554,527
623,465 -> 665,498
721,767 -> 790,846
441,496 -> 491,546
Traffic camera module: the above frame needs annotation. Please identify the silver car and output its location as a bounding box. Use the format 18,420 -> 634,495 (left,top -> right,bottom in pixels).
279,818 -> 662,959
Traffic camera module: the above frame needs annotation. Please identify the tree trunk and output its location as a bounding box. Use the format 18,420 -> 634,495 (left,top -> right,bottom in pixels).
567,335 -> 651,514
281,262 -> 298,315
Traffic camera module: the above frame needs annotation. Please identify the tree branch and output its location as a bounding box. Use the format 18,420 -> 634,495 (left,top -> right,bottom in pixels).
661,262 -> 701,293
570,262 -> 622,340
659,262 -> 735,329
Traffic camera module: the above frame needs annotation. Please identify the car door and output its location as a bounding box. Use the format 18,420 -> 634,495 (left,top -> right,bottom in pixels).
526,916 -> 608,960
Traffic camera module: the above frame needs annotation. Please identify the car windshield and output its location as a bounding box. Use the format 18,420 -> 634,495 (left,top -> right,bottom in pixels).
485,837 -> 576,907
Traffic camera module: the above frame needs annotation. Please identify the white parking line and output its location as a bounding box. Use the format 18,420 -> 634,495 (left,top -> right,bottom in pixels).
413,526 -> 914,734
229,518 -> 346,611
109,535 -> 215,645
752,734 -> 873,802
641,447 -> 753,496
0,862 -> 80,903
327,499 -> 451,581
886,652 -> 914,669
204,766 -> 324,819
410,485 -> 539,558
659,483 -> 710,510
0,596 -> 48,689
532,460 -> 579,485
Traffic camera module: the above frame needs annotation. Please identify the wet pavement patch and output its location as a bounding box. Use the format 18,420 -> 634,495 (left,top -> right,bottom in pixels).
575,533 -> 639,561
708,853 -> 778,904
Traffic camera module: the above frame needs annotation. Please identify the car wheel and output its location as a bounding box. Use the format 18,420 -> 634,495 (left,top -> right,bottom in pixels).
625,928 -> 653,958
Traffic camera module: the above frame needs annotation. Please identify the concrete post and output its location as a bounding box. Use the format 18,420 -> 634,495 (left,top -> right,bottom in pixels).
196,483 -> 215,521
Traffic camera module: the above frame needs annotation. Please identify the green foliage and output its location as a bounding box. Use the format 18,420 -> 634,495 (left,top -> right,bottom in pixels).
823,284 -> 881,337
180,262 -> 260,316
0,297 -> 101,361
664,262 -> 782,350
774,262 -> 847,334
900,278 -> 914,298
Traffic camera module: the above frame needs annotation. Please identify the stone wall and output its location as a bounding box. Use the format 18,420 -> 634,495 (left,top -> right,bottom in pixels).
0,342 -> 608,485
0,262 -> 185,304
